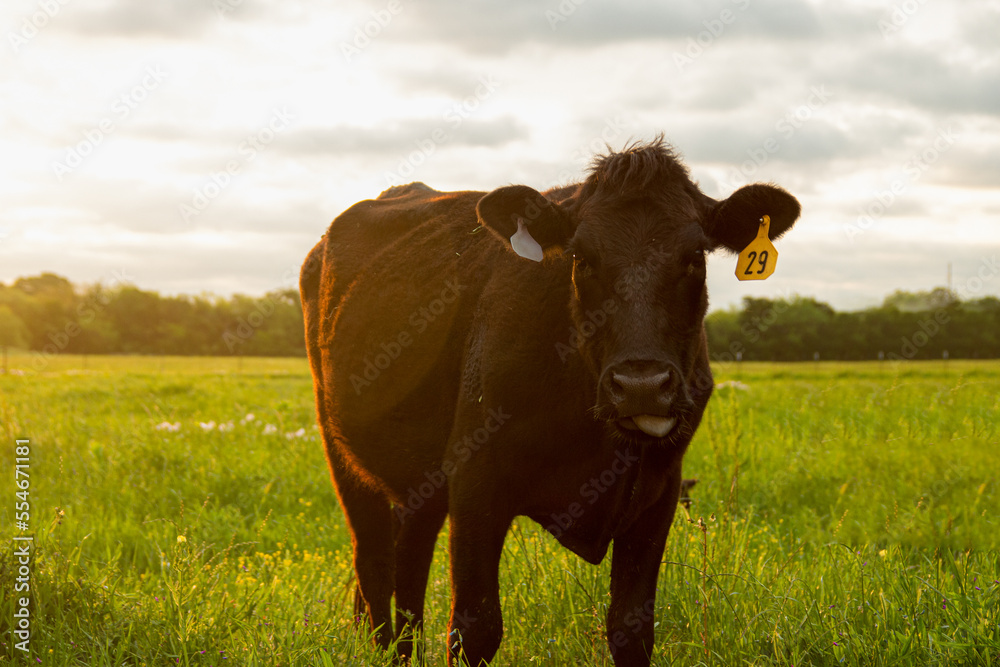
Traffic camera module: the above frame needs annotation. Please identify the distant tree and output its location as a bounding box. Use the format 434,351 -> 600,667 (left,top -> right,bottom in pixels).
13,273 -> 75,302
705,308 -> 741,362
0,305 -> 29,373
104,286 -> 165,353
66,284 -> 119,354
9,273 -> 75,350
733,296 -> 835,361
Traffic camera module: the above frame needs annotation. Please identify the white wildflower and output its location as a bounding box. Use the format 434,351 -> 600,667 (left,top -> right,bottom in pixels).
715,380 -> 750,391
155,421 -> 181,432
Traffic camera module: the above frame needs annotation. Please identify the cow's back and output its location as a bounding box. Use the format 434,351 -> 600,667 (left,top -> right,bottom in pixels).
301,183 -> 500,497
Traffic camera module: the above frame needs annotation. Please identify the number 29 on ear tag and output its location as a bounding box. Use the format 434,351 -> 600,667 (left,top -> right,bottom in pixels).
736,215 -> 777,281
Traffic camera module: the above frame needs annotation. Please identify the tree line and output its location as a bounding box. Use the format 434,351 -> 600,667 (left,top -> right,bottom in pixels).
0,273 -> 303,364
705,288 -> 1000,362
2,273 -> 999,363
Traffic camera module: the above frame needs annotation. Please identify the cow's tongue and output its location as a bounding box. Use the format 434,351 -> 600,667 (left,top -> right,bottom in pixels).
625,415 -> 677,438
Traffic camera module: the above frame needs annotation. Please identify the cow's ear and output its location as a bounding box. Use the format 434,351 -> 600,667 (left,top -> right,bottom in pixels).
477,186 -> 574,262
702,183 -> 801,253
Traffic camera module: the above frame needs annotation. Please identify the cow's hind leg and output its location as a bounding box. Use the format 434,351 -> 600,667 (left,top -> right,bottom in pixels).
393,500 -> 448,663
331,459 -> 395,650
302,246 -> 394,646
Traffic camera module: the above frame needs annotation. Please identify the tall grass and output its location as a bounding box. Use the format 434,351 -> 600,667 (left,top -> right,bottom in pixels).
1,355 -> 997,665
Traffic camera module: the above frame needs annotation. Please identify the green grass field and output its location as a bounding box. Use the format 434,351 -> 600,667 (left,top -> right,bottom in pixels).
1,353 -> 998,666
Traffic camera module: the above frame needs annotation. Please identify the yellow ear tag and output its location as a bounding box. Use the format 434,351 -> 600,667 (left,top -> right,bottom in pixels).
735,215 -> 777,281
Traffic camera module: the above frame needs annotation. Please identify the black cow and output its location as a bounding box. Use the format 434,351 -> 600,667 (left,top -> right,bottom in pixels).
300,137 -> 800,666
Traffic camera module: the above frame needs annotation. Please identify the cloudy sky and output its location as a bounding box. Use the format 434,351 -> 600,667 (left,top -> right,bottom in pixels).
2,0 -> 998,311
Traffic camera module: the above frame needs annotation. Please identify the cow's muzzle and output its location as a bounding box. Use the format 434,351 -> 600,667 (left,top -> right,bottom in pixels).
599,360 -> 685,438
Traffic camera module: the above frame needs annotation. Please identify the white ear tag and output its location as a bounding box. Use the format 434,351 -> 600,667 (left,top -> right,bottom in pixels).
510,218 -> 544,262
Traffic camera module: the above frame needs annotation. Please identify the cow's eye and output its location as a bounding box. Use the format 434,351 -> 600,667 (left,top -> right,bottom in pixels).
573,254 -> 594,279
686,251 -> 706,277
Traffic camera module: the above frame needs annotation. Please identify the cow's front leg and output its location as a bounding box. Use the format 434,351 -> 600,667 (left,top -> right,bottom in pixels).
447,507 -> 512,666
606,463 -> 682,667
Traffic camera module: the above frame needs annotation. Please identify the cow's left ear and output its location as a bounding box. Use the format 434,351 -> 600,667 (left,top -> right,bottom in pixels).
477,185 -> 575,262
702,183 -> 801,253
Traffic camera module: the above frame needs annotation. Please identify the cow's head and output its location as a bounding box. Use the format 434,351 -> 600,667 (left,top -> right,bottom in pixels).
477,138 -> 800,444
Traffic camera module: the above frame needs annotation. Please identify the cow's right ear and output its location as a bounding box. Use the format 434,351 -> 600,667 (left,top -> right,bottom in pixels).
476,186 -> 574,262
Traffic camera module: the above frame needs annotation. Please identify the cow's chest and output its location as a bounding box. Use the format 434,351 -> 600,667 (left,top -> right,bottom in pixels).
526,444 -> 676,564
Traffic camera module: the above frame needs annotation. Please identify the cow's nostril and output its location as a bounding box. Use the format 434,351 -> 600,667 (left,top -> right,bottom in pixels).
652,370 -> 672,393
603,363 -> 679,416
